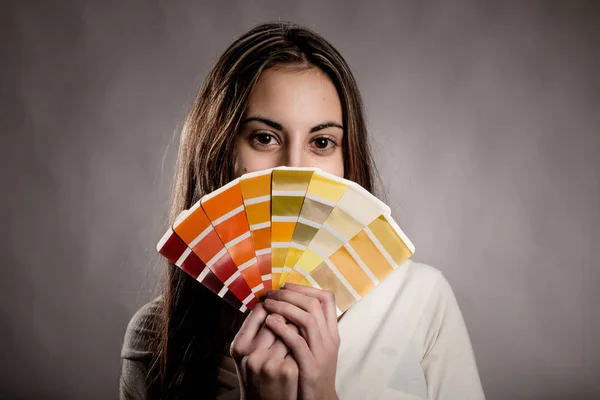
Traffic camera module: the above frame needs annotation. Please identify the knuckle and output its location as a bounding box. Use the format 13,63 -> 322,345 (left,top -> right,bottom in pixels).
230,346 -> 241,360
305,313 -> 317,328
246,349 -> 268,376
252,303 -> 267,318
325,290 -> 335,303
246,355 -> 261,375
281,361 -> 298,380
262,361 -> 279,379
230,339 -> 246,359
308,298 -> 321,312
288,323 -> 300,334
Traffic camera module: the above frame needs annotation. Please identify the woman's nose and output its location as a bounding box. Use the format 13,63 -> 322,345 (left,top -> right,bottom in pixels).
281,143 -> 309,168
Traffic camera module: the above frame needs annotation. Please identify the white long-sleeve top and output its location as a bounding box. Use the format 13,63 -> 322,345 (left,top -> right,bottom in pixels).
334,259 -> 485,399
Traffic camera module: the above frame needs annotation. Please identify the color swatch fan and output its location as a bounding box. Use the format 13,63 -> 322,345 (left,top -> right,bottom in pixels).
157,167 -> 415,314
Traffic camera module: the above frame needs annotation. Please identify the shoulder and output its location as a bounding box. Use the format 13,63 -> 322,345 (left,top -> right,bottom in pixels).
403,259 -> 445,284
121,296 -> 163,361
384,259 -> 451,301
374,259 -> 461,336
400,259 -> 461,316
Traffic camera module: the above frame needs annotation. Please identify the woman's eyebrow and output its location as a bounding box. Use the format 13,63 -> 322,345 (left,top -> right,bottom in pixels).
242,116 -> 344,133
310,121 -> 344,133
241,116 -> 282,130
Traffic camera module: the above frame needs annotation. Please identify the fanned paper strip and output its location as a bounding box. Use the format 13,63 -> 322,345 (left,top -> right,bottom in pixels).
173,203 -> 258,309
156,227 -> 245,311
270,167 -> 317,289
297,214 -> 415,313
284,182 -> 391,307
278,170 -> 350,287
201,179 -> 265,298
156,167 -> 416,315
240,169 -> 274,291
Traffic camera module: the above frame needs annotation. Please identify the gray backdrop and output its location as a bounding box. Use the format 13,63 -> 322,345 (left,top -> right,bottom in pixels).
1,1 -> 598,399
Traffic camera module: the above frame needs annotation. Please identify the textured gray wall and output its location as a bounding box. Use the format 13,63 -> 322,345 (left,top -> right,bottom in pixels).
1,1 -> 598,399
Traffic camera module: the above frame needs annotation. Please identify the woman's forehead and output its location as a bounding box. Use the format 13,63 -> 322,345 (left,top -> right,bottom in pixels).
244,66 -> 343,129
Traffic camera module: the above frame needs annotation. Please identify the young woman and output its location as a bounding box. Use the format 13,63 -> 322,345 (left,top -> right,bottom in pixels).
120,22 -> 485,400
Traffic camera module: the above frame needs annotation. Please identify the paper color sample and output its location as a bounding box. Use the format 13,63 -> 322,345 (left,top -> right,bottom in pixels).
284,182 -> 391,303
156,167 -> 416,316
305,214 -> 416,313
172,203 -> 257,309
240,169 -> 274,291
278,170 -> 350,287
156,226 -> 245,311
270,167 -> 317,289
201,179 -> 265,298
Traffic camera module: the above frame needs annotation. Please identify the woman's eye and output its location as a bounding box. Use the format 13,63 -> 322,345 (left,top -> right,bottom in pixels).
251,133 -> 276,146
312,137 -> 336,150
314,138 -> 329,149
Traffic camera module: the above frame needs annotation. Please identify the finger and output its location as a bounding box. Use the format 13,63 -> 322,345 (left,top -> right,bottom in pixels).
265,289 -> 329,341
245,348 -> 270,375
243,349 -> 270,388
281,283 -> 338,334
263,298 -> 323,354
280,357 -> 300,400
265,314 -> 315,373
251,313 -> 286,351
268,315 -> 299,359
268,337 -> 290,361
230,303 -> 268,359
260,353 -> 299,400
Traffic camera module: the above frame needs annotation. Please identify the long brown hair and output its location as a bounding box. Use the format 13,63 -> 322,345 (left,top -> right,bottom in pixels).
149,21 -> 379,398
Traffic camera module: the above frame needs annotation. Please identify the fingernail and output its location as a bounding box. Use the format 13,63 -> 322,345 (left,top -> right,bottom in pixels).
266,314 -> 279,324
272,314 -> 285,323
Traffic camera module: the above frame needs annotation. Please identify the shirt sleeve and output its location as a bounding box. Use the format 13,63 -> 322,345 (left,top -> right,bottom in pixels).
119,298 -> 161,400
419,274 -> 486,400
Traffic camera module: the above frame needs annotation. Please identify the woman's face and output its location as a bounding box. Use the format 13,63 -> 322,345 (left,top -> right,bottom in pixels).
233,65 -> 344,178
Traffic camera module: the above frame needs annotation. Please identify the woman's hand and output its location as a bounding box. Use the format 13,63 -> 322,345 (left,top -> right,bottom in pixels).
264,283 -> 341,400
230,303 -> 300,400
